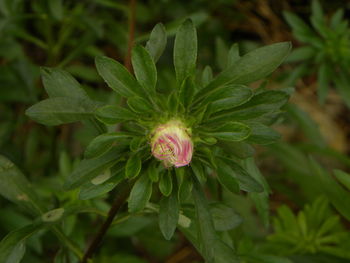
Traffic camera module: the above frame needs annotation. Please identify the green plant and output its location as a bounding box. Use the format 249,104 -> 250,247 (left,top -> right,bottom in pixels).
284,0 -> 350,106
2,18 -> 292,262
266,196 -> 350,259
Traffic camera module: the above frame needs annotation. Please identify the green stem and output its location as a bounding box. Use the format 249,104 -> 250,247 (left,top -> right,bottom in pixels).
52,227 -> 84,260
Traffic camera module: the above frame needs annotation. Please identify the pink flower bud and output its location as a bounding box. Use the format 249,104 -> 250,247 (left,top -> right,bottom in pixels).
151,120 -> 193,168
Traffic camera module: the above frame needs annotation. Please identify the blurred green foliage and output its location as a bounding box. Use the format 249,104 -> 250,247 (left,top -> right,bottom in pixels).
284,0 -> 350,106
1,0 -> 350,263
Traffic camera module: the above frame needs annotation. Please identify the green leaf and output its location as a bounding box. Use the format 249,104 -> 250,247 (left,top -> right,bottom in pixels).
192,179 -> 239,263
127,96 -> 154,113
215,37 -> 229,70
49,0 -> 64,21
309,158 -> 350,220
245,158 -> 270,227
227,43 -> 240,67
130,137 -> 145,152
167,91 -> 179,114
95,105 -> 138,125
179,77 -> 196,109
191,161 -> 206,183
285,64 -> 309,86
206,90 -> 289,123
205,85 -> 253,115
216,159 -> 240,194
334,71 -> 350,108
330,9 -> 344,30
159,191 -> 179,240
333,170 -> 350,192
245,122 -> 281,145
203,122 -> 251,141
159,171 -> 173,196
210,203 -> 242,231
79,168 -> 125,200
317,63 -> 331,104
174,19 -> 197,84
218,141 -> 255,159
311,0 -> 326,37
283,12 -> 314,39
64,148 -> 124,190
228,159 -> 264,193
202,66 -> 213,87
41,67 -> 89,100
196,42 -> 291,101
0,155 -> 44,215
132,44 -> 157,96
26,97 -> 97,126
177,172 -> 193,202
95,56 -> 143,98
128,174 -> 153,213
285,46 -> 315,63
125,154 -> 142,179
286,104 -> 326,147
145,23 -> 167,63
242,254 -> 293,263
0,223 -> 42,263
85,132 -> 132,159
147,162 -> 159,182
192,179 -> 216,262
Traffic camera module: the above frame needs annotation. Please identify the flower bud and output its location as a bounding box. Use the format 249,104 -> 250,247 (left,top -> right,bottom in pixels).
151,120 -> 193,167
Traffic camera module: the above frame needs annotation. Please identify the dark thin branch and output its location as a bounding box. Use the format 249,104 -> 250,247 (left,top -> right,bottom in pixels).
81,183 -> 131,263
81,1 -> 137,262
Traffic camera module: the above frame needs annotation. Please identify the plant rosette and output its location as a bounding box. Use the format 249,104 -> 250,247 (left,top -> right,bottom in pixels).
26,19 -> 291,261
